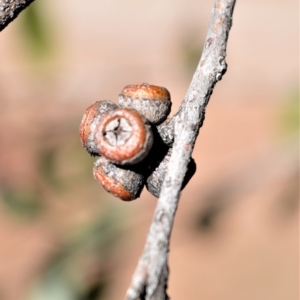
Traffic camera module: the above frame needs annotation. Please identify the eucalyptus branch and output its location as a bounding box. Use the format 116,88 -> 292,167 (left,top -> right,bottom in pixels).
126,0 -> 236,299
0,0 -> 35,32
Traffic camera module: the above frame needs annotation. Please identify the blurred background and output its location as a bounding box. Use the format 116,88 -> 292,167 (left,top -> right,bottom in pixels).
0,0 -> 298,299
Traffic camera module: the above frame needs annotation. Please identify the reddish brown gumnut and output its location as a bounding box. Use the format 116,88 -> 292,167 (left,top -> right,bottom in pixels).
118,83 -> 172,125
95,108 -> 153,165
146,148 -> 196,198
93,156 -> 145,201
79,100 -> 118,156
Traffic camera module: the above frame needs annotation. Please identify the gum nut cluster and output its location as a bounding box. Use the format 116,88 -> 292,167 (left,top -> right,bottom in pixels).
79,84 -> 196,201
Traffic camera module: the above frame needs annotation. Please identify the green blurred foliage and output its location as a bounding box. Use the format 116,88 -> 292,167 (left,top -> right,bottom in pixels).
278,88 -> 299,139
55,128 -> 98,186
180,31 -> 204,76
19,1 -> 54,60
28,209 -> 124,300
1,187 -> 43,220
35,119 -> 96,192
29,270 -> 77,300
38,147 -> 64,191
0,122 -> 96,220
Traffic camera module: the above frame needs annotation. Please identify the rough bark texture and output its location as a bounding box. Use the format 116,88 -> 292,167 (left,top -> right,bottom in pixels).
126,0 -> 236,299
0,0 -> 35,32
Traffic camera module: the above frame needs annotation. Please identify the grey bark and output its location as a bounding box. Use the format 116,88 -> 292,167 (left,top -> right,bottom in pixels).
0,0 -> 35,32
126,0 -> 236,299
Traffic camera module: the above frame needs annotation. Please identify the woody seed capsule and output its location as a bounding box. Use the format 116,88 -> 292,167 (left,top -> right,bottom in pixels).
95,108 -> 153,165
118,83 -> 172,125
93,156 -> 145,201
79,100 -> 118,156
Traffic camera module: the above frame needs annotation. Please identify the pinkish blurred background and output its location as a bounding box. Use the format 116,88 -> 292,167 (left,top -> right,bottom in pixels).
0,0 -> 298,299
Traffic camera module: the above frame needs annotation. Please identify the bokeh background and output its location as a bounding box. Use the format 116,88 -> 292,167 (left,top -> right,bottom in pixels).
0,0 -> 298,299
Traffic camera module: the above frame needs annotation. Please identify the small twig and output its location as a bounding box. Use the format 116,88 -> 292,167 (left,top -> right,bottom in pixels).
126,0 -> 236,299
0,0 -> 35,32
